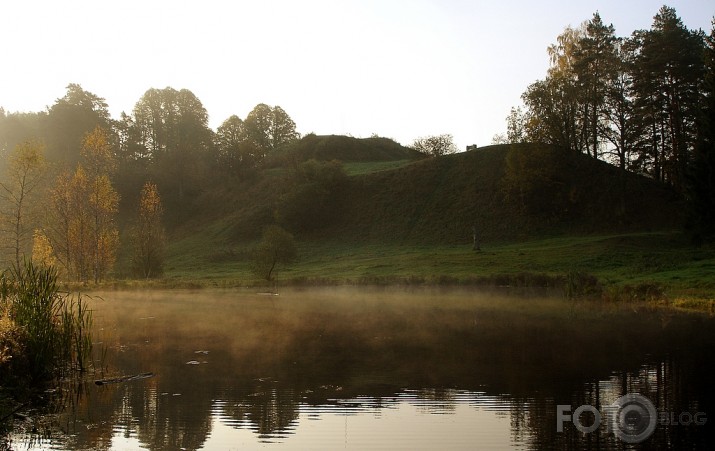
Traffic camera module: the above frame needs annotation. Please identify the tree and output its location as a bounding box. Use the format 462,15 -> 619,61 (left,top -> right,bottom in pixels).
686,19 -> 715,243
87,173 -> 119,283
629,7 -> 705,189
44,83 -> 112,165
0,111 -> 45,166
252,225 -> 297,281
243,104 -> 299,160
131,181 -> 165,278
505,107 -> 527,143
411,134 -> 458,157
522,75 -> 582,150
48,169 -> 75,277
573,13 -> 619,159
82,127 -> 119,283
132,87 -> 213,201
31,229 -> 56,268
0,140 -> 46,268
215,115 -> 259,172
244,103 -> 274,157
525,22 -> 589,153
47,128 -> 119,282
66,165 -> 91,281
270,106 -> 299,149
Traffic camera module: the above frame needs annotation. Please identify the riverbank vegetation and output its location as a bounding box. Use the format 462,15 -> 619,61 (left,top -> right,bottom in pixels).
0,262 -> 94,398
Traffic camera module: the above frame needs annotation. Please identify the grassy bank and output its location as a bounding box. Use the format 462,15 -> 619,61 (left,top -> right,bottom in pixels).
138,230 -> 715,308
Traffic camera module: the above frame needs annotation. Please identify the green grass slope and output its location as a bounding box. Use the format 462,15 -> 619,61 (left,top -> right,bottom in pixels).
327,143 -> 683,244
191,141 -> 682,246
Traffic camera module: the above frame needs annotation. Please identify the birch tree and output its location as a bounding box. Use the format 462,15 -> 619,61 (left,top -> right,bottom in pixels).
0,140 -> 46,268
131,181 -> 165,278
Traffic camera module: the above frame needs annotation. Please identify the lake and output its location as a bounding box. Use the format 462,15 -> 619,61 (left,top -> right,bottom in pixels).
7,287 -> 715,450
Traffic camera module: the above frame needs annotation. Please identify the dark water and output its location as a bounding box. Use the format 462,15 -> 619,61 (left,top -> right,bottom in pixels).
7,288 -> 715,450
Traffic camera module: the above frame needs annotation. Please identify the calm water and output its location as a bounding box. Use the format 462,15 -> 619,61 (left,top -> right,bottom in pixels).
6,287 -> 715,450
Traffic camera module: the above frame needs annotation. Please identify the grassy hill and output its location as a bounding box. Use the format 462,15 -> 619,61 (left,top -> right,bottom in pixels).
210,140 -> 682,245
328,143 -> 682,244
153,137 -> 714,305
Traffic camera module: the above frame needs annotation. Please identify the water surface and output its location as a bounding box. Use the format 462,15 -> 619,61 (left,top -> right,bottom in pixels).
8,288 -> 715,449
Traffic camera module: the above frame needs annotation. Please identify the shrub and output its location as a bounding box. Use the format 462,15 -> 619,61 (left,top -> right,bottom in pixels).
563,271 -> 602,299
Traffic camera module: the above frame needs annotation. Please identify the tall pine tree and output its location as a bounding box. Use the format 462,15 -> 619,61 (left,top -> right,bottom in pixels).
687,20 -> 715,243
629,7 -> 705,190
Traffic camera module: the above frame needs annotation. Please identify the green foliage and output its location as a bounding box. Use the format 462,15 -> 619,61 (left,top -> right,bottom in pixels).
43,84 -> 112,166
514,6 -> 707,194
686,22 -> 715,244
131,87 -> 213,207
411,134 -> 459,157
243,103 -> 299,158
7,263 -> 65,379
252,225 -> 297,281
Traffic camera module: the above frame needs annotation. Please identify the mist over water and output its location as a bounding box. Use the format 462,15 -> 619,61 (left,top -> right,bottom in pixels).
10,288 -> 715,450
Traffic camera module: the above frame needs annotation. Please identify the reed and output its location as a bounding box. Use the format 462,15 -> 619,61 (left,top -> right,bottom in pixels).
0,261 -> 95,382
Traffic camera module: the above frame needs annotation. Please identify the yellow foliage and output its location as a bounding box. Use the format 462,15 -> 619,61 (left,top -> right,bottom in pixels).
132,181 -> 165,278
0,309 -> 22,367
9,139 -> 46,175
49,157 -> 120,282
81,126 -> 116,176
32,229 -> 57,268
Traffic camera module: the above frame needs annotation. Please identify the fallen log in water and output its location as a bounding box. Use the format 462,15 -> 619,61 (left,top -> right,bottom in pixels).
95,372 -> 155,386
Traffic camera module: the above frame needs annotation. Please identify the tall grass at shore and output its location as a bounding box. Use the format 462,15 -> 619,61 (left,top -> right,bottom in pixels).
0,261 -> 94,383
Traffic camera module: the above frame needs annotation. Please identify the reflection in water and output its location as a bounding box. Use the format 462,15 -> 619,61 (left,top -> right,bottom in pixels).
7,288 -> 715,450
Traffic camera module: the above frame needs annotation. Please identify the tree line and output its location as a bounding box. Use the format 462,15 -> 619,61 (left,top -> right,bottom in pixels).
494,6 -> 715,240
0,85 -> 300,280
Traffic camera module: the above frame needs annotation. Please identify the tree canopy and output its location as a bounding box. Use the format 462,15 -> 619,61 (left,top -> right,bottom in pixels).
509,7 -> 710,193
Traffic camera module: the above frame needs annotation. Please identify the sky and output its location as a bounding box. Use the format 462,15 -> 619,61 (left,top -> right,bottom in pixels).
1,0 -> 713,150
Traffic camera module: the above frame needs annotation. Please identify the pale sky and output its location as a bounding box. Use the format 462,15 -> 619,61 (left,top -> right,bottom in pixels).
1,1 -> 713,150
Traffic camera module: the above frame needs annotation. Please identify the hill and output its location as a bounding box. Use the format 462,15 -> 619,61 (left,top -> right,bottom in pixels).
156,139 -> 714,302
265,134 -> 424,166
210,141 -> 682,245
327,143 -> 683,244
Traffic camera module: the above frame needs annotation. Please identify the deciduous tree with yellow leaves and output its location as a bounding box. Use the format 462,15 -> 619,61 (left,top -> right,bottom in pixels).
131,181 -> 165,278
48,127 -> 119,282
0,140 -> 46,268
